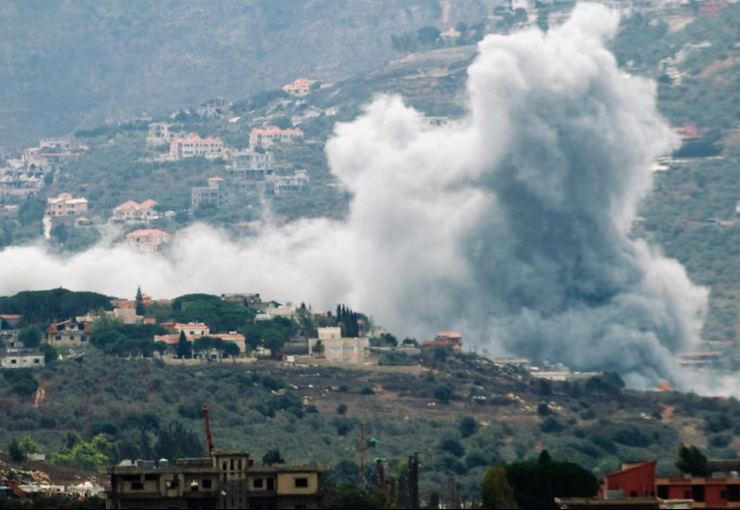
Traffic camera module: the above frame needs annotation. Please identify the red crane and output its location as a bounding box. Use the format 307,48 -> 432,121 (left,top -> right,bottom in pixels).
203,405 -> 214,456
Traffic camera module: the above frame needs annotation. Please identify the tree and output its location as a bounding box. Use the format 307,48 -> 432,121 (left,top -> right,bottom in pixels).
417,26 -> 441,46
17,325 -> 42,348
538,450 -> 552,464
459,416 -> 478,438
8,438 -> 24,462
336,403 -> 348,415
434,385 -> 453,404
154,421 -> 204,460
135,286 -> 144,316
52,434 -> 113,470
439,438 -> 465,458
481,466 -> 518,509
262,449 -> 285,465
676,444 -> 709,476
176,331 -> 191,359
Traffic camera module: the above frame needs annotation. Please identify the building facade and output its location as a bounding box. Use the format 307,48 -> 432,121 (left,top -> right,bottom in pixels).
111,200 -> 159,224
1,349 -> 45,369
47,318 -> 91,346
170,134 -> 225,160
249,126 -> 303,149
191,177 -> 228,209
125,229 -> 172,252
107,453 -> 324,509
46,193 -> 88,217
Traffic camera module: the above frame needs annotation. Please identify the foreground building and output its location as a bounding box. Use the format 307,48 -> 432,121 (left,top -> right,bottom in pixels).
45,193 -> 88,218
47,318 -> 92,346
558,459 -> 740,509
110,200 -> 159,224
107,453 -> 325,509
308,327 -> 369,364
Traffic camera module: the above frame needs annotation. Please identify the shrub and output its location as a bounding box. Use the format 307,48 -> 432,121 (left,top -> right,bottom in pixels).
537,403 -> 552,416
336,404 -> 348,415
459,416 -> 478,438
359,386 -> 374,395
540,417 -> 564,433
439,438 -> 465,458
708,434 -> 731,448
434,385 -> 453,404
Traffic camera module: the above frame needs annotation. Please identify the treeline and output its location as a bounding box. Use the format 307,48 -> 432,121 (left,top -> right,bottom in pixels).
0,288 -> 112,325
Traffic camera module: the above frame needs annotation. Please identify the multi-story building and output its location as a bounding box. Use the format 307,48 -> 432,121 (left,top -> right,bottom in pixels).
270,170 -> 309,195
45,193 -> 88,217
107,453 -> 325,509
249,126 -> 303,149
228,150 -> 275,183
308,327 -> 369,364
125,228 -> 172,253
110,199 -> 159,224
191,177 -> 228,209
1,349 -> 45,369
196,98 -> 231,118
169,134 -> 225,160
561,459 -> 740,509
146,123 -> 173,147
422,330 -> 463,351
47,318 -> 92,346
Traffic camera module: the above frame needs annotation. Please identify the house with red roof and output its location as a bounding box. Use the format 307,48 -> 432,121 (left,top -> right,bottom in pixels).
282,78 -> 316,97
110,199 -> 159,224
47,318 -> 92,346
125,228 -> 172,252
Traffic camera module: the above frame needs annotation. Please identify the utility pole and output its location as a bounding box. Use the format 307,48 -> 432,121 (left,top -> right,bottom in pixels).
408,452 -> 419,509
202,405 -> 214,456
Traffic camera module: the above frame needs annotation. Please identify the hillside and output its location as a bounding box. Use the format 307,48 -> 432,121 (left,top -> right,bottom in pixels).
0,0 -> 505,148
2,349 -> 739,501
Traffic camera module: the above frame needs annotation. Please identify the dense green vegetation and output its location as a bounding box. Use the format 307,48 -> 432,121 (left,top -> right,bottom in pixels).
0,288 -> 112,325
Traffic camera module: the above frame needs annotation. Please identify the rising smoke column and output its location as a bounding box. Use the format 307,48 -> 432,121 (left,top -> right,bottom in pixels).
327,2 -> 708,387
0,4 -> 708,388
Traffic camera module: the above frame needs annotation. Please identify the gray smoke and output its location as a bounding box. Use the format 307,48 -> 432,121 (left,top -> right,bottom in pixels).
0,4 -> 709,389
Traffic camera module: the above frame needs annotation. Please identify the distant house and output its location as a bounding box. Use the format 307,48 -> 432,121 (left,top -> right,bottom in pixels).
282,78 -> 316,97
1,349 -> 45,369
155,322 -> 246,353
228,150 -> 275,182
0,313 -> 22,329
191,177 -> 228,209
169,133 -> 225,160
270,170 -> 309,195
110,199 -> 159,224
146,122 -> 173,147
196,98 -> 231,118
422,331 -> 463,351
45,193 -> 88,217
47,318 -> 92,346
308,327 -> 369,364
249,126 -> 303,149
125,228 -> 172,252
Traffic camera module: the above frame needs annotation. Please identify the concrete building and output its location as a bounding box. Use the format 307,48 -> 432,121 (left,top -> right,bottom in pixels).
110,199 -> 159,224
196,98 -> 231,118
146,123 -> 173,147
308,327 -> 369,364
108,454 -> 325,509
282,78 -> 316,97
591,459 -> 740,509
1,349 -> 45,369
126,228 -> 172,253
191,177 -> 228,209
47,318 -> 91,346
45,193 -> 88,217
249,126 -> 303,149
169,134 -> 225,160
270,170 -> 309,195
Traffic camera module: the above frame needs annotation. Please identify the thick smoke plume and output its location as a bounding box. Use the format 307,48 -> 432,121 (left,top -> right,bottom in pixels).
0,4 -> 710,388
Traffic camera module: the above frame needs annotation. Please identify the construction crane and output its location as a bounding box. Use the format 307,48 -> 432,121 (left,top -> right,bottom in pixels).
202,405 -> 214,456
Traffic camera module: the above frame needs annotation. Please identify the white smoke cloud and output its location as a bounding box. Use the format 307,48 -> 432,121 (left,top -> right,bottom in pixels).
0,4 -> 716,390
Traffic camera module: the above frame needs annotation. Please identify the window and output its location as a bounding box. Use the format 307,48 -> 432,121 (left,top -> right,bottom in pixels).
253,478 -> 263,489
131,482 -> 144,491
728,485 -> 740,502
238,459 -> 242,470
223,462 -> 228,471
34,359 -> 40,364
144,474 -> 158,481
294,477 -> 309,488
202,479 -> 212,489
692,485 -> 705,502
630,490 -> 637,497
266,478 -> 274,491
721,490 -> 727,500
10,359 -> 16,364
230,459 -> 234,471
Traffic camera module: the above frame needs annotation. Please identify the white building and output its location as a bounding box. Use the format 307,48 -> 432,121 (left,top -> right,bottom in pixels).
1,350 -> 45,369
46,193 -> 88,217
146,122 -> 173,147
110,199 -> 159,224
170,133 -> 225,160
